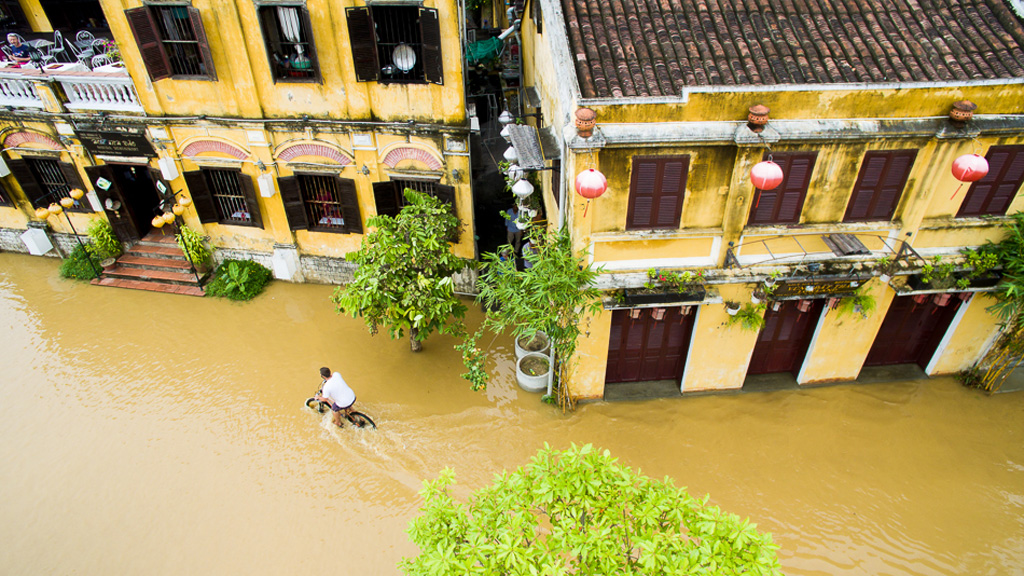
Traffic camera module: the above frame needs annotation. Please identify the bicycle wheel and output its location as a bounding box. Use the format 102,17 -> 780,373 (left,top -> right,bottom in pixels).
305,397 -> 328,413
346,411 -> 377,429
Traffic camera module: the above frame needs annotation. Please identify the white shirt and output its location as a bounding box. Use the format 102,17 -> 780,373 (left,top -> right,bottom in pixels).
322,372 -> 356,408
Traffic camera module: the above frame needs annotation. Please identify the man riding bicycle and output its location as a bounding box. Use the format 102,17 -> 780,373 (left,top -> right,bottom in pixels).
315,366 -> 356,428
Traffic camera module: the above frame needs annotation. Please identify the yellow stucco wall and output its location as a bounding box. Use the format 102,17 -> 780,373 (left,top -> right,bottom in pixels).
572,306 -> 610,400
930,292 -> 1003,374
682,285 -> 761,392
593,236 -> 715,263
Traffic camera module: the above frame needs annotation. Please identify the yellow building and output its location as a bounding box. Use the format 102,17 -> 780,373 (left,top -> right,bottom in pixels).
0,0 -> 474,287
518,0 -> 1024,401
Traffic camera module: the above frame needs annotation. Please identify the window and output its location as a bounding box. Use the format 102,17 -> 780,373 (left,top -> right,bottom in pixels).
126,4 -> 216,81
372,179 -> 455,217
7,158 -> 87,212
626,156 -> 689,230
258,5 -> 319,82
183,169 -> 262,228
748,152 -> 817,226
844,150 -> 916,222
277,174 -> 362,234
957,145 -> 1024,218
345,5 -> 442,84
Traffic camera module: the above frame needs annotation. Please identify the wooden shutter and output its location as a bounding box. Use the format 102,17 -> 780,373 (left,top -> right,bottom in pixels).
346,7 -> 378,82
419,8 -> 443,85
299,8 -> 321,83
125,7 -> 171,81
530,0 -> 543,34
844,150 -> 916,222
85,165 -> 138,244
336,177 -> 362,234
550,159 -> 561,206
277,176 -> 308,230
0,179 -> 10,205
434,183 -> 460,242
7,158 -> 43,205
183,170 -> 218,223
958,145 -> 1024,217
748,152 -> 816,225
58,162 -> 84,191
373,181 -> 400,217
626,156 -> 688,230
188,7 -> 217,80
237,172 -> 263,229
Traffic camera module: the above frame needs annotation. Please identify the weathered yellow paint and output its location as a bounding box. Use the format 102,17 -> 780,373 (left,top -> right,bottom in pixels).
572,306 -> 611,400
593,236 -> 714,262
0,205 -> 29,229
914,225 -> 1007,250
682,285 -> 760,392
18,0 -> 52,32
738,231 -> 892,256
930,293 -> 1003,375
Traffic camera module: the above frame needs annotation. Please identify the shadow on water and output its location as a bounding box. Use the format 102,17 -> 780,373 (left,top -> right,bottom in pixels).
1,252 -> 1023,575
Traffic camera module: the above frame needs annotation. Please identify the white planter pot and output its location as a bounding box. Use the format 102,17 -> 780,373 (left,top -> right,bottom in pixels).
726,305 -> 740,316
751,294 -> 762,305
879,273 -> 891,283
514,330 -> 550,360
516,352 -> 550,393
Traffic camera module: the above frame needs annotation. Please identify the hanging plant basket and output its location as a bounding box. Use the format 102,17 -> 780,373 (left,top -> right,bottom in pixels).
621,285 -> 706,306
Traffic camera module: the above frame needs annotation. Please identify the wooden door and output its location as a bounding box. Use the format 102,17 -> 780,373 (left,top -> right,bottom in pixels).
606,307 -> 696,384
748,300 -> 823,375
865,295 -> 964,368
84,165 -> 139,245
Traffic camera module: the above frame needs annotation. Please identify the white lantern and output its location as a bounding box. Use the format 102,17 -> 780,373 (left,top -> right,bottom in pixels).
392,43 -> 417,72
498,110 -> 514,125
512,179 -> 534,199
507,163 -> 524,182
503,146 -> 518,163
500,124 -> 512,143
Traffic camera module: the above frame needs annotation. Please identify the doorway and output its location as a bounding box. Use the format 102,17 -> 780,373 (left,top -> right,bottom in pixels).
864,294 -> 964,369
84,163 -> 164,245
748,299 -> 824,376
605,306 -> 697,384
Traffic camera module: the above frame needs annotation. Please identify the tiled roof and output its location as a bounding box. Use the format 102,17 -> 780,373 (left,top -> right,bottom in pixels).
560,0 -> 1024,98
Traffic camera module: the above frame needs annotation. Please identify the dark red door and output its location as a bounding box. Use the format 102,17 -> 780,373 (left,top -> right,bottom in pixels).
606,307 -> 696,384
865,295 -> 964,368
748,300 -> 824,375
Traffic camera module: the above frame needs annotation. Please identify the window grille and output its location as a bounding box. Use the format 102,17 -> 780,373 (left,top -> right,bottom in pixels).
204,168 -> 252,225
259,5 -> 317,81
29,159 -> 86,212
372,6 -> 424,83
151,5 -> 205,76
298,174 -> 346,231
393,178 -> 438,197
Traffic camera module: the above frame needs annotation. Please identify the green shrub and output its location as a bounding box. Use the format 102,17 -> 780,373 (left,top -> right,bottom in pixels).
176,225 -> 211,269
206,259 -> 272,300
86,218 -> 122,260
59,244 -> 100,280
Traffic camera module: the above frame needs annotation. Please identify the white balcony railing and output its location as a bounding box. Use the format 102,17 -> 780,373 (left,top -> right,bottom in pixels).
0,74 -> 44,109
59,75 -> 143,113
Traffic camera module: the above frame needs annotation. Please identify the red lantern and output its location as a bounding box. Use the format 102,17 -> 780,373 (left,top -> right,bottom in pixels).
575,168 -> 608,217
750,161 -> 784,191
950,153 -> 989,200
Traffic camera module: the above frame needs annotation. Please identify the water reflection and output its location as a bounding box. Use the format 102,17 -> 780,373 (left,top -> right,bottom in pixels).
1,252 -> 1023,575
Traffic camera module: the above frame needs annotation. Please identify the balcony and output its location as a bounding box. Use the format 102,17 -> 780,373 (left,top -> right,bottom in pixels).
0,72 -> 44,108
0,62 -> 143,114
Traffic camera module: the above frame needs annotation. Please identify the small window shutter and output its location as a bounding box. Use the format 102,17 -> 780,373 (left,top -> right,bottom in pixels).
626,157 -> 687,230
959,146 -> 1024,217
299,8 -> 321,83
989,150 -> 1024,215
530,0 -> 543,34
184,170 -> 219,223
434,183 -> 460,242
188,7 -> 217,81
749,152 -> 816,225
58,161 -> 84,191
346,7 -> 378,82
336,177 -> 362,234
125,7 -> 171,81
237,172 -> 263,229
373,181 -> 400,217
872,151 -> 914,220
277,176 -> 309,230
844,151 -> 915,222
419,8 -> 443,85
7,158 -> 44,205
627,160 -> 658,229
550,159 -> 561,206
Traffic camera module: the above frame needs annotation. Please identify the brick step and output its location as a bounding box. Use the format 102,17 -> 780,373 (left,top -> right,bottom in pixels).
91,276 -> 205,297
102,265 -> 205,287
117,254 -> 194,272
128,243 -> 187,259
137,236 -> 179,248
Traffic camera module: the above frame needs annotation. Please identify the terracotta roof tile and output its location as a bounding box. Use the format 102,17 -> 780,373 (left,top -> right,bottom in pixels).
561,0 -> 1024,97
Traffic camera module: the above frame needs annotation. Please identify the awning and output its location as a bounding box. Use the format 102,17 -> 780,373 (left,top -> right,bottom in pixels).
508,124 -> 545,169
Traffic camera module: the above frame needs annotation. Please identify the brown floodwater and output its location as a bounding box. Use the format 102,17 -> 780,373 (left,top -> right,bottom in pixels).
1,251 -> 1023,575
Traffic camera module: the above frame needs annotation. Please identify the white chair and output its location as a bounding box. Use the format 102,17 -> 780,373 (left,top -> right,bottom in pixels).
41,30 -> 66,64
72,31 -> 95,65
91,53 -> 113,68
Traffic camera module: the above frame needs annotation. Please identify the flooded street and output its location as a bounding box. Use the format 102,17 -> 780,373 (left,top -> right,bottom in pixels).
1,251 -> 1023,576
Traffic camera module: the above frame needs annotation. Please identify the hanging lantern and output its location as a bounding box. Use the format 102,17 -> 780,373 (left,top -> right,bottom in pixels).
912,294 -> 929,305
47,203 -> 62,216
151,215 -> 165,228
796,299 -> 812,313
161,212 -> 176,225
498,110 -> 514,126
68,188 -> 84,200
34,207 -> 50,220
950,153 -> 989,200
172,203 -> 185,216
512,179 -> 534,199
933,293 -> 952,307
575,168 -> 608,217
503,146 -> 518,163
177,196 -> 192,207
500,124 -> 512,143
59,196 -> 74,209
392,43 -> 417,72
751,161 -> 784,191
507,163 -> 524,182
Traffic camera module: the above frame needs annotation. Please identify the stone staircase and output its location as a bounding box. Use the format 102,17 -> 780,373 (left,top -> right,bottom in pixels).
91,231 -> 207,297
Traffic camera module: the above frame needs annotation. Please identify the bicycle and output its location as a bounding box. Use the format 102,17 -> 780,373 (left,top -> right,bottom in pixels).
304,388 -> 377,429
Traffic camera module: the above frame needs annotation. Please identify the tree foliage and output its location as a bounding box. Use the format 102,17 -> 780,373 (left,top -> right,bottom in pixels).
399,444 -> 783,576
332,189 -> 469,352
459,227 -> 601,408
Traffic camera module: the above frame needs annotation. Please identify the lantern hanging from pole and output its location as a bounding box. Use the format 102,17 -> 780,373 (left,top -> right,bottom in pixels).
69,188 -> 84,200
172,203 -> 185,216
47,203 -> 62,216
512,179 -> 534,199
161,212 -> 176,225
34,206 -> 50,220
503,146 -> 518,163
151,216 -> 165,229
575,168 -> 608,217
949,153 -> 989,200
59,196 -> 74,209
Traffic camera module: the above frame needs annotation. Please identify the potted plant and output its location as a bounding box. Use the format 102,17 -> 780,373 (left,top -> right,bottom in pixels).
726,303 -> 766,332
515,330 -> 550,360
516,352 -> 550,392
909,256 -> 957,290
176,224 -> 212,272
834,292 -> 877,320
764,269 -> 782,288
875,256 -> 894,283
623,268 -> 707,305
725,301 -> 741,316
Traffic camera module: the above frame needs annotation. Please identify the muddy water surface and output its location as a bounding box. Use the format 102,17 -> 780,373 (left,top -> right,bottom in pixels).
1,252 -> 1022,575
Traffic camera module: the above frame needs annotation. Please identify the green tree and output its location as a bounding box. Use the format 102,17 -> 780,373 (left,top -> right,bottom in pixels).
332,189 -> 468,352
399,444 -> 783,575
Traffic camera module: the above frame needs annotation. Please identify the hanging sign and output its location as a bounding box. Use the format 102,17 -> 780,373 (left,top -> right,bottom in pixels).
772,277 -> 867,298
95,177 -> 111,191
77,129 -> 156,157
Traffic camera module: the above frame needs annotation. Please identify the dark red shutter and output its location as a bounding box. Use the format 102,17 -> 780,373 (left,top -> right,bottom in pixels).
958,145 -> 1024,217
183,170 -> 218,223
748,152 -> 816,225
373,181 -> 400,217
58,162 -> 88,211
550,159 -> 561,206
188,7 -> 217,80
844,150 -> 916,222
434,183 -> 460,242
125,7 -> 171,81
277,176 -> 308,230
7,158 -> 43,205
419,8 -> 443,85
336,177 -> 362,234
299,8 -> 321,83
346,7 -> 378,82
626,156 -> 688,230
237,172 -> 263,229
